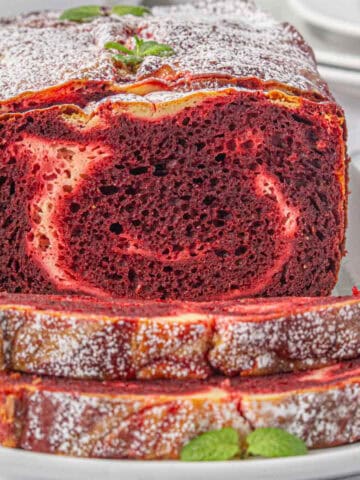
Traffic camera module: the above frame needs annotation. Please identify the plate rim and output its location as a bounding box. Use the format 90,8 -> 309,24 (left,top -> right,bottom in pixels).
1,443 -> 360,480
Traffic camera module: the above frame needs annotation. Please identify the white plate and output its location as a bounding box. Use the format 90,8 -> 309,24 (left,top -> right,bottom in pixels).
316,50 -> 360,73
289,0 -> 360,38
0,443 -> 360,480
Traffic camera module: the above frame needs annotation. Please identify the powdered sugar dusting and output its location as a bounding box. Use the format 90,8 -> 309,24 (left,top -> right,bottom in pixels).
21,386 -> 249,459
209,300 -> 360,376
0,0 -> 329,101
1,295 -> 360,380
4,360 -> 360,458
2,305 -> 212,380
241,383 -> 360,448
0,14 -> 119,101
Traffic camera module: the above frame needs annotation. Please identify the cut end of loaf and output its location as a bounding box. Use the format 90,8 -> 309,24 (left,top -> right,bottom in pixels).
0,88 -> 346,300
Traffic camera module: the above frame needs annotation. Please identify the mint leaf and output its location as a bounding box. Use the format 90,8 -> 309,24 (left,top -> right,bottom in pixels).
138,40 -> 175,57
111,5 -> 151,17
60,4 -> 151,22
104,42 -> 133,55
105,35 -> 174,70
180,428 -> 240,462
60,5 -> 102,22
113,54 -> 143,66
246,428 -> 308,458
134,36 -> 174,58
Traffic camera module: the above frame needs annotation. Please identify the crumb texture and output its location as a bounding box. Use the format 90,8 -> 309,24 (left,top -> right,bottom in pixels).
0,0 -> 353,461
0,89 -> 346,300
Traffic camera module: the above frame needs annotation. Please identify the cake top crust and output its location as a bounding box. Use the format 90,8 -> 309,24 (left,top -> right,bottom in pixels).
0,0 -> 330,101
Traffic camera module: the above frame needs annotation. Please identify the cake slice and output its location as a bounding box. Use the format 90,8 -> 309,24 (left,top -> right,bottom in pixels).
1,293 -> 359,380
1,359 -> 359,459
0,0 -> 347,301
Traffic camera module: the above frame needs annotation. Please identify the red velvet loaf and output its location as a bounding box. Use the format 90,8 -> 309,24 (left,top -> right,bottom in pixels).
1,293 -> 360,380
1,360 -> 360,459
0,0 -> 347,301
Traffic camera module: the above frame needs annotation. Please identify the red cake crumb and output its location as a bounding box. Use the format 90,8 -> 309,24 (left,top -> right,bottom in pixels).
0,88 -> 346,300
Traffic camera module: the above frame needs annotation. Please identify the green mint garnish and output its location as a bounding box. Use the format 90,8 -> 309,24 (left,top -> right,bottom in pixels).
180,427 -> 240,462
105,35 -> 175,69
180,427 -> 307,462
111,5 -> 151,17
60,5 -> 102,22
60,4 -> 151,23
180,427 -> 308,462
246,428 -> 308,458
134,36 -> 174,57
103,41 -> 133,55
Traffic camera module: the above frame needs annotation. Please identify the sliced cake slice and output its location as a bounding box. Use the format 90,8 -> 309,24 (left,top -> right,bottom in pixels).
1,359 -> 359,459
1,293 -> 359,380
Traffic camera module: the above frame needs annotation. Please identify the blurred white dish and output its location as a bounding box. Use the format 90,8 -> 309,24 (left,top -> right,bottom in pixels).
289,0 -> 360,38
257,0 -> 360,88
0,3 -> 358,478
318,65 -> 360,89
316,50 -> 360,72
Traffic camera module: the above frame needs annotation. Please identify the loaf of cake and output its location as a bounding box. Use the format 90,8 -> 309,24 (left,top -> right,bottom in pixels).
1,360 -> 359,459
0,0 -> 355,462
1,293 -> 360,380
0,0 -> 348,301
